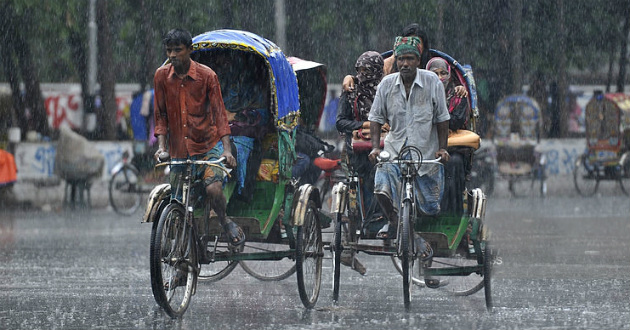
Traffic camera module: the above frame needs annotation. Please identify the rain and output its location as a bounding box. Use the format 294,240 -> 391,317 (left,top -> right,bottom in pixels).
1,0 -> 629,329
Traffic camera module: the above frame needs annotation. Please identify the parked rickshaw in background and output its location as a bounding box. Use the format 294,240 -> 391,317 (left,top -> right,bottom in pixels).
493,94 -> 547,197
573,92 -> 630,196
143,29 -> 327,317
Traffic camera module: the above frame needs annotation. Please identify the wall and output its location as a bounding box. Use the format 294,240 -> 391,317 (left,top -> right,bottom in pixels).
14,141 -> 134,184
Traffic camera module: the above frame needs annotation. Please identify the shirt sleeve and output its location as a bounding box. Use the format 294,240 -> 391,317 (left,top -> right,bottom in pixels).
153,68 -> 168,137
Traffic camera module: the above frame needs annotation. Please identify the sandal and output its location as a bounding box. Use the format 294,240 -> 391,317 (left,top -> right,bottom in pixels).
223,221 -> 246,247
164,270 -> 187,291
415,234 -> 433,262
376,223 -> 396,239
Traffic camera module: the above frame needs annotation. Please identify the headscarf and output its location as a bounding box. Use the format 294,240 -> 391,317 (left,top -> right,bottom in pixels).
426,57 -> 451,85
353,51 -> 384,120
393,36 -> 421,57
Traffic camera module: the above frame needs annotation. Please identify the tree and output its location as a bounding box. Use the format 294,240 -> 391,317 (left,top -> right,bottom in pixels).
96,0 -> 116,140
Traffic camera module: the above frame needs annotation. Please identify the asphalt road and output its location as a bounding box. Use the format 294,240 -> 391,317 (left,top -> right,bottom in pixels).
0,179 -> 629,330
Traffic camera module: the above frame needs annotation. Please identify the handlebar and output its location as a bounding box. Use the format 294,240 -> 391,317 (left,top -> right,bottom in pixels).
156,157 -> 227,167
376,156 -> 442,167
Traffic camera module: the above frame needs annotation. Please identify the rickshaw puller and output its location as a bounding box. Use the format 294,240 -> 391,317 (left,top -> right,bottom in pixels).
153,28 -> 244,254
367,36 -> 450,258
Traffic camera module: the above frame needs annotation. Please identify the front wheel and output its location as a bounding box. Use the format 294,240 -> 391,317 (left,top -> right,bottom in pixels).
399,199 -> 413,310
573,155 -> 599,197
150,203 -> 197,318
296,200 -> 323,309
109,165 -> 142,215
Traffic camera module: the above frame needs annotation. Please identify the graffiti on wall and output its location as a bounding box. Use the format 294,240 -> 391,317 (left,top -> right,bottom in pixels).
43,92 -> 133,130
535,139 -> 587,175
14,141 -> 133,182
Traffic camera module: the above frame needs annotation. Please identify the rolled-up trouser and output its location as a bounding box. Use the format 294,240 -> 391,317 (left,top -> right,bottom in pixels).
373,162 -> 444,219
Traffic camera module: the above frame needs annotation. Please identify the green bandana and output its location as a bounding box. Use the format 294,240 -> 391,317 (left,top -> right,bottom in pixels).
393,36 -> 421,57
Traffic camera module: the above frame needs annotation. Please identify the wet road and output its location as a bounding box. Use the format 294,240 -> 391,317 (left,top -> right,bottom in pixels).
0,181 -> 629,329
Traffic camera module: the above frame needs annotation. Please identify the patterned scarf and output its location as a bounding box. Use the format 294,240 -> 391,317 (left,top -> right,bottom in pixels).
353,51 -> 384,121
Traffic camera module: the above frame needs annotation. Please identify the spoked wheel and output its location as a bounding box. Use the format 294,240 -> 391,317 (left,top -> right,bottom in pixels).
428,254 -> 484,296
296,200 -> 323,309
150,203 -> 197,318
618,153 -> 630,196
331,212 -> 343,302
240,241 -> 296,281
573,155 -> 599,196
198,241 -> 240,282
109,166 -> 142,215
399,199 -> 414,310
483,241 -> 494,311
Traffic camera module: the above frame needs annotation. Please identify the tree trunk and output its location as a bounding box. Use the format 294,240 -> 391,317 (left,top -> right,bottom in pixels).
509,0 -> 523,94
96,0 -> 117,140
617,2 -> 629,93
11,11 -> 50,138
556,0 -> 568,138
0,6 -> 26,139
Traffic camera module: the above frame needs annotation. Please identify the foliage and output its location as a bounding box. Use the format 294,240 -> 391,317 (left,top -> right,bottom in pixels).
0,0 -> 628,137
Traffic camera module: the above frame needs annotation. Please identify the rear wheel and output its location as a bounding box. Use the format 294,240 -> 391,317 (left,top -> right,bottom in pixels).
573,155 -> 599,196
296,200 -> 323,309
109,166 -> 142,215
331,212 -> 343,302
197,241 -> 240,282
239,241 -> 296,281
399,199 -> 413,310
150,203 -> 196,318
618,153 -> 630,196
483,242 -> 494,311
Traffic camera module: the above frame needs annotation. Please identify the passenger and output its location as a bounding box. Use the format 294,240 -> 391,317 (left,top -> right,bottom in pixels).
368,36 -> 450,260
426,57 -> 471,219
153,29 -> 245,258
342,23 -> 467,98
335,50 -> 385,276
336,51 -> 385,212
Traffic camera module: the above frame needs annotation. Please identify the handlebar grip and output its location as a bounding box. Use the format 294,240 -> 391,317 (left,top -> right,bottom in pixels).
158,152 -> 170,162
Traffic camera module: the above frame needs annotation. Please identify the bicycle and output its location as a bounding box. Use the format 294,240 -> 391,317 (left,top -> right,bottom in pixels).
109,150 -> 164,215
331,145 -> 493,310
149,155 -> 240,317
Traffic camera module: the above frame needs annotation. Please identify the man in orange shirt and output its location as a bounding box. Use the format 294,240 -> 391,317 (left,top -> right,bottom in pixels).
153,28 -> 243,247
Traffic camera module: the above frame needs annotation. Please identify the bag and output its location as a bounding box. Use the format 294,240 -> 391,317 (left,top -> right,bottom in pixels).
351,128 -> 386,152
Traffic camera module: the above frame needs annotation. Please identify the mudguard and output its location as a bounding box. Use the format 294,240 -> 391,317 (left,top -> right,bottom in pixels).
292,184 -> 321,227
141,183 -> 171,223
330,182 -> 347,214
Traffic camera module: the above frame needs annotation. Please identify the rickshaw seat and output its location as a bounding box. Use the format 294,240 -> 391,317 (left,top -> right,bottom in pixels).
447,129 -> 480,150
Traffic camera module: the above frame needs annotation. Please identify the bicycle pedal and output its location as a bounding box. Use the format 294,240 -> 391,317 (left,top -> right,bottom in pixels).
425,279 -> 440,289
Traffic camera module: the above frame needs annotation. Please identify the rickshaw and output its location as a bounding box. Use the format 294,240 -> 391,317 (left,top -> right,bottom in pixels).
493,94 -> 547,197
142,29 -> 326,317
329,49 -> 493,310
573,92 -> 630,196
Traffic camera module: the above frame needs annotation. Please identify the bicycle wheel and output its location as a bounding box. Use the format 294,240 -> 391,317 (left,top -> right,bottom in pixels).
483,241 -> 494,311
109,166 -> 142,215
296,200 -> 323,309
198,242 -> 240,282
240,241 -> 296,281
573,155 -> 598,196
400,199 -> 413,310
150,203 -> 197,318
618,154 -> 630,196
331,211 -> 343,302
